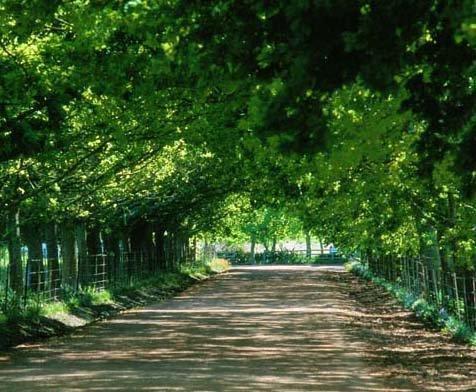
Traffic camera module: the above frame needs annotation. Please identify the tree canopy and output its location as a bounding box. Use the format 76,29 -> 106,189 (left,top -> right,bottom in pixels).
0,0 -> 474,273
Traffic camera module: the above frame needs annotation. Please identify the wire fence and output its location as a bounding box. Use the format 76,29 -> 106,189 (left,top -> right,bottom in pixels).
364,255 -> 476,330
3,244 -> 474,331
0,251 -> 173,312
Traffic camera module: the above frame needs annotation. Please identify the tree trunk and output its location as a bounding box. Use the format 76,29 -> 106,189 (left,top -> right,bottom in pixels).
86,227 -> 102,286
305,231 -> 312,258
60,222 -> 77,288
250,234 -> 256,263
121,229 -> 131,253
143,223 -> 155,272
129,221 -> 148,274
86,227 -> 102,255
154,226 -> 166,269
169,231 -> 176,268
271,237 -> 277,253
75,223 -> 88,287
103,231 -> 120,284
23,222 -> 43,292
437,228 -> 451,307
447,193 -> 457,267
7,208 -> 23,295
45,223 -> 60,295
184,236 -> 191,262
175,233 -> 182,266
171,232 -> 177,268
192,237 -> 197,262
163,230 -> 172,270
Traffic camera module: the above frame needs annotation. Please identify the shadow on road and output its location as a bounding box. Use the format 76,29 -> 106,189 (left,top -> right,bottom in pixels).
0,266 -> 420,391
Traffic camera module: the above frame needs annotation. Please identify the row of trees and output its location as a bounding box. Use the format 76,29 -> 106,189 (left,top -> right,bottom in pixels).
0,1 -> 474,299
192,0 -> 475,273
1,216 -> 196,295
0,1 -> 246,295
0,133 -> 239,293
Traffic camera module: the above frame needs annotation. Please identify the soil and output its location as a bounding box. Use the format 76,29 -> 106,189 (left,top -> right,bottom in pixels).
343,271 -> 476,391
0,265 -> 474,391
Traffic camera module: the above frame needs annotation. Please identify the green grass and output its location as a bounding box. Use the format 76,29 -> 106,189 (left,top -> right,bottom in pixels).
345,260 -> 476,346
0,259 -> 230,349
180,258 -> 231,279
41,301 -> 69,316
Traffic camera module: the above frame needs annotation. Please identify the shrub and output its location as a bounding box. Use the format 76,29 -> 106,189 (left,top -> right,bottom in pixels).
345,260 -> 372,280
443,316 -> 474,343
410,298 -> 439,324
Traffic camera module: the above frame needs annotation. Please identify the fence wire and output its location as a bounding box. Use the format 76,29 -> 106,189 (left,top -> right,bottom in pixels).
0,251 -> 171,311
365,255 -> 476,330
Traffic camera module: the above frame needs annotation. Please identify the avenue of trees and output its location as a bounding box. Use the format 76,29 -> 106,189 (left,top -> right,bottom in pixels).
0,1 -> 474,298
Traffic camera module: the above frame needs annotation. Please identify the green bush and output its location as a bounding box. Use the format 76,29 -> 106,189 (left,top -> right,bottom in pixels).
443,316 -> 474,343
410,298 -> 439,324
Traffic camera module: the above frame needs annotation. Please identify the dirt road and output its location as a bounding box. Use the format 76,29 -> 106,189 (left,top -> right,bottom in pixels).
0,265 -> 471,391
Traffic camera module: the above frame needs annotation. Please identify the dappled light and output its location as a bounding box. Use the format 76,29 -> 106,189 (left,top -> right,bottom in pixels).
0,267 -> 422,391
0,1 -> 474,390
346,276 -> 476,390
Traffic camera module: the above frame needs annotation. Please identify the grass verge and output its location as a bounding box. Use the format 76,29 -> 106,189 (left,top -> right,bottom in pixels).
0,259 -> 230,351
345,259 -> 476,346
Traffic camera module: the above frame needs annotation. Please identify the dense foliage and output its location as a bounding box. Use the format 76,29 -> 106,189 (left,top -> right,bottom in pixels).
0,0 -> 474,297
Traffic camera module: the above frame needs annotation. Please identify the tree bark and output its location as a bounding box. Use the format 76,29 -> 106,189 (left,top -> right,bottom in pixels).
184,236 -> 191,262
129,220 -> 152,273
271,237 -> 277,253
169,231 -> 176,268
60,222 -> 77,288
192,237 -> 197,262
7,208 -> 23,295
75,223 -> 88,286
143,223 -> 155,271
44,223 -> 60,294
175,233 -> 182,266
305,231 -> 312,258
103,231 -> 120,283
154,225 -> 166,269
447,193 -> 457,267
250,234 -> 256,263
22,222 -> 43,292
86,227 -> 102,286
